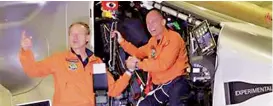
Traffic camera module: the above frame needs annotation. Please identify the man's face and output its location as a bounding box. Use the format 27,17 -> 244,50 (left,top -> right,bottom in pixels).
146,11 -> 165,37
69,24 -> 90,49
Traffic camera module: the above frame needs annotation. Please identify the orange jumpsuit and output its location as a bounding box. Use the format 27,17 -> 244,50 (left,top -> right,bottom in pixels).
19,49 -> 131,106
120,28 -> 189,85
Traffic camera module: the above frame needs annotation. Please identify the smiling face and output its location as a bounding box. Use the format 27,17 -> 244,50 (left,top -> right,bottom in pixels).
69,23 -> 90,50
146,10 -> 166,37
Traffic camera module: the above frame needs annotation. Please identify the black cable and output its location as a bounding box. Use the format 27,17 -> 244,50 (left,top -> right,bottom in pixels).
210,40 -> 219,93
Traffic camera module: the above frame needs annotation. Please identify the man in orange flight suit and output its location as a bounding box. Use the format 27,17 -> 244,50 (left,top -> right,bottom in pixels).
112,9 -> 190,106
19,22 -> 133,106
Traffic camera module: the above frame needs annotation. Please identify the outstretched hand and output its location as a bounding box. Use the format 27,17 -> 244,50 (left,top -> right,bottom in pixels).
110,30 -> 124,43
126,56 -> 140,70
20,30 -> 33,51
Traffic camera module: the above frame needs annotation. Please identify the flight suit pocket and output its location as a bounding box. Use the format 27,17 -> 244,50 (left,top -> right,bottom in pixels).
60,82 -> 88,103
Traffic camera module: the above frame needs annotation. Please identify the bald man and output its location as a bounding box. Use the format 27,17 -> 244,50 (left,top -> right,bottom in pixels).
112,9 -> 190,106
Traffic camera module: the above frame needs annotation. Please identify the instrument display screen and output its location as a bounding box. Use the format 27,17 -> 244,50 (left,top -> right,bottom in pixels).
192,20 -> 216,54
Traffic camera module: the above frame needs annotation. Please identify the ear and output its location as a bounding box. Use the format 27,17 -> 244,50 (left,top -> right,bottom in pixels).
161,19 -> 166,26
86,35 -> 90,44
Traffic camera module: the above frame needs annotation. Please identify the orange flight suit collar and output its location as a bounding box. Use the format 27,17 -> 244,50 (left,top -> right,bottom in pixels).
65,48 -> 98,63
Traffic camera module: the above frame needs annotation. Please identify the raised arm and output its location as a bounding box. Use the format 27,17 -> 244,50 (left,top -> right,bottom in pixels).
19,31 -> 56,77
111,30 -> 149,59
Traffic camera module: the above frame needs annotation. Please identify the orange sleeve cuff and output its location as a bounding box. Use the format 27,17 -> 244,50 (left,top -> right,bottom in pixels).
119,39 -> 127,48
122,72 -> 131,81
19,48 -> 35,65
20,48 -> 32,57
137,61 -> 146,72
